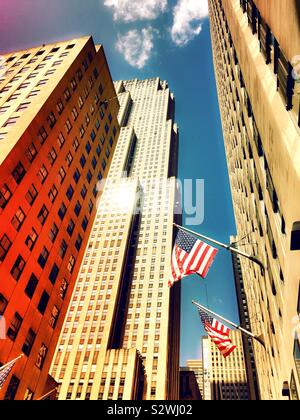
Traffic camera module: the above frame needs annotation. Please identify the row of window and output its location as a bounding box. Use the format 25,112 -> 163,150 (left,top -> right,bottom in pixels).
239,0 -> 299,124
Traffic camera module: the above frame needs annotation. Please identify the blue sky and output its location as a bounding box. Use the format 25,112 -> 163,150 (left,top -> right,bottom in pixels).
0,0 -> 239,364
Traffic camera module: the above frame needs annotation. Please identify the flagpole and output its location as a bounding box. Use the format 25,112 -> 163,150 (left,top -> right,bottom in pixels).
173,223 -> 265,272
192,301 -> 265,347
0,354 -> 23,372
36,387 -> 58,401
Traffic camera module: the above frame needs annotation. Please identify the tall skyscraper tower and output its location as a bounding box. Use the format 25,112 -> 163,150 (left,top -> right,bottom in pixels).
0,36 -> 119,400
209,0 -> 300,399
50,78 -> 180,400
231,236 -> 260,400
202,331 -> 249,400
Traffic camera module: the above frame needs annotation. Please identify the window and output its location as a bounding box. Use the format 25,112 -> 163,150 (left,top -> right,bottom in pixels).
38,126 -> 48,144
38,291 -> 50,314
25,274 -> 38,298
73,169 -> 81,184
65,151 -> 73,167
67,255 -> 76,273
48,185 -> 58,203
78,96 -> 84,109
86,170 -> 92,184
26,143 -> 38,162
71,107 -> 78,121
38,247 -> 49,269
22,329 -> 36,356
65,119 -> 72,134
59,278 -> 68,299
81,185 -> 87,199
75,234 -> 83,251
36,343 -> 48,370
66,185 -> 74,201
49,223 -> 59,243
59,239 -> 67,258
82,216 -> 88,232
0,184 -> 12,209
25,228 -> 38,250
266,163 -> 279,213
10,255 -> 25,281
4,375 -> 20,400
38,205 -> 49,225
72,137 -> 80,151
0,234 -> 12,261
67,219 -> 75,236
26,184 -> 38,205
56,99 -> 64,115
7,313 -> 23,341
0,293 -> 8,315
80,154 -> 86,168
58,203 -> 67,220
291,222 -> 300,251
49,263 -> 59,285
277,46 -> 294,111
71,78 -> 77,91
49,306 -> 59,329
64,88 -> 71,102
12,162 -> 26,185
48,148 -> 57,165
57,132 -> 65,149
37,165 -> 48,184
92,156 -> 98,169
47,112 -> 56,128
74,201 -> 82,216
58,166 -> 66,184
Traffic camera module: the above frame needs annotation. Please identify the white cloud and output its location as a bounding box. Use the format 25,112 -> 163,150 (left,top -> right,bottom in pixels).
116,28 -> 157,69
171,0 -> 208,46
104,0 -> 167,22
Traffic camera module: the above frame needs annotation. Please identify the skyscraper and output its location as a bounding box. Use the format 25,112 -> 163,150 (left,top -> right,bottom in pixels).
0,36 -> 119,400
50,78 -> 180,400
202,331 -> 249,400
186,359 -> 204,399
231,236 -> 260,400
209,0 -> 300,399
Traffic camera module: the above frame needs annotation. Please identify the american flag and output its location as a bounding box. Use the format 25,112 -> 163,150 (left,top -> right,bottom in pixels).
198,307 -> 236,358
0,358 -> 19,389
169,229 -> 218,287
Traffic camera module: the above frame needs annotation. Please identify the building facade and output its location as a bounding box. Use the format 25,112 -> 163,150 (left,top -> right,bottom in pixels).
179,368 -> 202,400
203,331 -> 249,400
231,236 -> 260,399
0,36 -> 119,399
186,359 -> 204,399
209,0 -> 300,399
50,77 -> 180,400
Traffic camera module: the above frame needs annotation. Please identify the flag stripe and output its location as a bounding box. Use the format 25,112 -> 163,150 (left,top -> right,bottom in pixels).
198,307 -> 236,358
169,229 -> 218,287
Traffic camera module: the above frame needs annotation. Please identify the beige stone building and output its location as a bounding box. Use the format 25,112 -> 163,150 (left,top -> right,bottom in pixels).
202,331 -> 249,400
208,0 -> 300,399
186,359 -> 205,399
50,78 -> 181,400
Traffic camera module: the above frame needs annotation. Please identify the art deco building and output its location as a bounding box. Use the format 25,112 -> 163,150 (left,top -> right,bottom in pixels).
50,78 -> 180,400
0,36 -> 119,400
231,236 -> 260,399
208,0 -> 300,399
202,331 -> 249,400
179,368 -> 202,400
186,359 -> 204,399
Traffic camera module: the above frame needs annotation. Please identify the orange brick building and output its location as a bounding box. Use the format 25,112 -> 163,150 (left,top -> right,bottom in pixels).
0,36 -> 119,400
